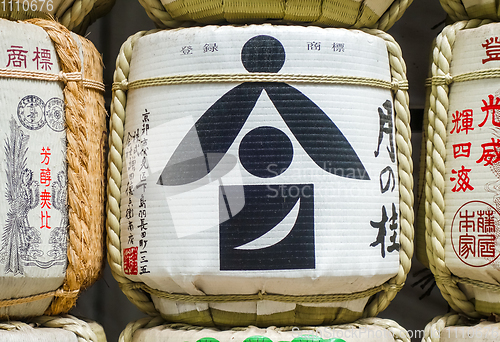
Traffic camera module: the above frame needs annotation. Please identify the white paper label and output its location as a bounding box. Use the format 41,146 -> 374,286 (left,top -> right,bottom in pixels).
444,23 -> 500,284
120,25 -> 400,296
0,20 -> 67,303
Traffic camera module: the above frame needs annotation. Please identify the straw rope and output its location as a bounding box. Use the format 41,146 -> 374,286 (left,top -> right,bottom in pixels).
421,313 -> 484,342
360,28 -> 414,319
0,0 -> 102,34
112,73 -> 409,92
0,68 -> 104,92
439,0 -> 500,22
120,282 -> 404,303
137,0 -> 412,31
0,18 -> 106,316
119,317 -> 410,342
0,315 -> 100,342
424,19 -> 493,319
106,26 -> 413,321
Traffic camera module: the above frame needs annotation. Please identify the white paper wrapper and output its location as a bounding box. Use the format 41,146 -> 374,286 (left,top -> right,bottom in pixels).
438,321 -> 500,342
120,25 -> 400,316
444,23 -> 500,308
131,324 -> 397,342
0,20 -> 68,316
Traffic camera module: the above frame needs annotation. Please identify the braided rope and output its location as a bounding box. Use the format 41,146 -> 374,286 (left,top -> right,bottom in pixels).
12,18 -> 106,316
106,26 -> 412,321
0,315 -> 101,342
120,317 -> 410,342
30,315 -> 101,342
58,0 -> 98,32
439,0 -> 500,22
360,28 -> 414,319
136,0 -> 411,30
424,19 -> 493,318
422,313 -> 473,342
107,29 -> 161,317
120,282 -> 403,303
112,73 -> 409,92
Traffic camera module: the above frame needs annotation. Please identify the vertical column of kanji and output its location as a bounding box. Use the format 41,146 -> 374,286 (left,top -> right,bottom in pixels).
423,19 -> 500,318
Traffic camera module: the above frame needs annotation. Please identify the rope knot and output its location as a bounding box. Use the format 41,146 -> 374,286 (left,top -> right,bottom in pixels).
112,79 -> 129,92
444,73 -> 453,85
58,71 -> 68,84
257,291 -> 264,300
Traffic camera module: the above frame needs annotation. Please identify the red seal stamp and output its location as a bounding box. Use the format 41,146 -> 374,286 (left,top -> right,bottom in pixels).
451,200 -> 500,267
123,247 -> 138,275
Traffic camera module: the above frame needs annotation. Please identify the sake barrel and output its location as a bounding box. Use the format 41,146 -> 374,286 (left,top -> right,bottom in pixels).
138,0 -> 413,31
0,0 -> 115,34
108,24 -> 413,325
423,313 -> 500,342
0,315 -> 106,342
440,0 -> 500,22
119,317 -> 410,342
0,18 -> 106,318
421,20 -> 500,318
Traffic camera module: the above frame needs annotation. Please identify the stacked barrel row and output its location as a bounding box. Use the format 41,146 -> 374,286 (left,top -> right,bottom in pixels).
0,1 -> 113,340
419,0 -> 500,340
106,1 -> 414,341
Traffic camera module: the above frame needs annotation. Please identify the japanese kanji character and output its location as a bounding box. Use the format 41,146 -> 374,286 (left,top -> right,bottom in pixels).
6,45 -> 27,68
453,142 -> 472,158
478,210 -> 495,233
476,138 -> 500,166
459,235 -> 475,259
374,100 -> 395,162
479,94 -> 500,127
41,210 -> 51,229
40,189 -> 51,209
41,147 -> 51,165
450,110 -> 474,134
459,210 -> 475,233
478,235 -> 495,258
450,165 -> 474,192
40,168 -> 51,186
482,37 -> 500,64
32,47 -> 53,70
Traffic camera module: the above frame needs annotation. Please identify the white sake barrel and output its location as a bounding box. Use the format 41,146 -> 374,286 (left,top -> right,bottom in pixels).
0,0 -> 115,34
423,313 -> 500,342
421,20 -> 500,317
440,0 -> 500,22
120,317 -> 410,342
0,18 -> 106,318
0,315 -> 106,342
139,0 -> 411,31
107,24 -> 413,326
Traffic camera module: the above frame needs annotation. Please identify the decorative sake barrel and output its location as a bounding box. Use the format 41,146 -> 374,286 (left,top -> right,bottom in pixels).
421,19 -> 500,318
0,18 -> 106,318
138,0 -> 413,31
107,24 -> 413,326
423,313 -> 500,342
0,0 -> 115,34
440,0 -> 500,22
119,317 -> 410,342
0,315 -> 106,342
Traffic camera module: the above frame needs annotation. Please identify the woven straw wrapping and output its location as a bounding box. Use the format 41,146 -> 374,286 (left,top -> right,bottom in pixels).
138,0 -> 413,31
106,25 -> 414,326
119,317 -> 411,342
422,313 -> 500,342
0,18 -> 106,317
440,0 -> 500,22
0,315 -> 106,342
419,19 -> 500,318
0,0 -> 115,34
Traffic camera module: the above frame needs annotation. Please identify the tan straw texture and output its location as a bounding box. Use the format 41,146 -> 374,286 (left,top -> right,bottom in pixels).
0,0 -> 115,34
0,18 -> 106,317
106,26 -> 413,325
0,315 -> 105,342
440,0 -> 500,22
421,19 -> 500,318
137,0 -> 413,31
119,317 -> 411,342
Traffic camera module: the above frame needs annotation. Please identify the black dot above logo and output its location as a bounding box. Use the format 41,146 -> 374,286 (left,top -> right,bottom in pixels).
241,35 -> 285,73
239,126 -> 293,178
